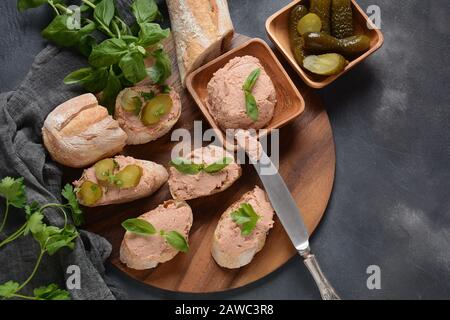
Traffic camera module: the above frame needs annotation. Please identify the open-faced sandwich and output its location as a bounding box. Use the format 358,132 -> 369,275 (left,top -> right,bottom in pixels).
120,200 -> 193,270
115,85 -> 182,145
212,186 -> 275,269
73,155 -> 168,207
168,144 -> 241,200
42,94 -> 127,168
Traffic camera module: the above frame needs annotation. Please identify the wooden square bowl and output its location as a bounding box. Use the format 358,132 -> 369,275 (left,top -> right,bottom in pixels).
185,38 -> 305,140
266,0 -> 384,88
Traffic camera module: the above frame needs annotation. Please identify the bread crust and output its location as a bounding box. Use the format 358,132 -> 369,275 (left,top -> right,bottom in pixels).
42,94 -> 127,168
166,0 -> 234,85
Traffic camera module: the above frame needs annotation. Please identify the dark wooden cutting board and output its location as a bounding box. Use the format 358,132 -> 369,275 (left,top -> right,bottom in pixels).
63,34 -> 335,293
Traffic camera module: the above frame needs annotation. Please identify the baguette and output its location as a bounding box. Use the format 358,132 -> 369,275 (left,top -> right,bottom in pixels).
120,200 -> 193,270
211,186 -> 275,269
166,0 -> 234,85
42,94 -> 127,168
73,155 -> 168,207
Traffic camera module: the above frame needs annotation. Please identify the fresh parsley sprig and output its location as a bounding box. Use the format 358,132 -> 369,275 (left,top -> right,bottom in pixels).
169,157 -> 233,175
17,0 -> 172,113
242,68 -> 261,122
122,218 -> 189,253
0,177 -> 82,300
231,203 -> 261,236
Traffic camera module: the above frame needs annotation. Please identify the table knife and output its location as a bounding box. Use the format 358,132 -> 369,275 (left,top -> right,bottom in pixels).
238,134 -> 341,300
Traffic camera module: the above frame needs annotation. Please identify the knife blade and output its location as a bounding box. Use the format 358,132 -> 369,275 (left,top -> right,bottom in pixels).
235,131 -> 341,300
253,151 -> 310,252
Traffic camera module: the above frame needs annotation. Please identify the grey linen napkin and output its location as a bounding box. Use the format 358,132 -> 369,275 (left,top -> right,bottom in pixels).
0,0 -> 140,300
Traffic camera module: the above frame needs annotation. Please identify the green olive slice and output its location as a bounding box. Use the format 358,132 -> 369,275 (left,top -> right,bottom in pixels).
297,13 -> 322,35
115,165 -> 143,189
78,181 -> 103,206
121,90 -> 142,113
140,94 -> 173,126
94,158 -> 117,184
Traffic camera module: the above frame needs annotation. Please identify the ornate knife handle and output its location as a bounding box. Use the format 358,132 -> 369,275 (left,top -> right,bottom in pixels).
299,247 -> 341,300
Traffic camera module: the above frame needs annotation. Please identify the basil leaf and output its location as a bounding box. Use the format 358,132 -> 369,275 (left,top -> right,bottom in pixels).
33,284 -> 71,300
203,157 -> 233,173
147,48 -> 171,84
64,67 -> 109,93
63,67 -> 93,85
231,203 -> 260,236
0,281 -> 20,298
101,70 -> 122,113
17,0 -> 47,12
42,15 -> 96,47
242,68 -> 261,92
119,52 -> 147,83
138,22 -> 170,47
122,218 -> 156,236
94,0 -> 115,27
162,231 -> 189,253
78,34 -> 97,57
82,68 -> 109,93
131,0 -> 160,24
170,158 -> 204,175
88,38 -> 128,68
122,35 -> 139,44
245,91 -> 259,122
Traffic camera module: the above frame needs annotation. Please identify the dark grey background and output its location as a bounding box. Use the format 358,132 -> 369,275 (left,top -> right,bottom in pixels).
1,0 -> 450,300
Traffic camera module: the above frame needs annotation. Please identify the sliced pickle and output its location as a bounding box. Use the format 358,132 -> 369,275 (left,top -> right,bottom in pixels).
121,90 -> 142,113
297,13 -> 322,35
140,94 -> 173,126
78,181 -> 103,206
115,165 -> 143,189
303,53 -> 348,76
94,158 -> 116,183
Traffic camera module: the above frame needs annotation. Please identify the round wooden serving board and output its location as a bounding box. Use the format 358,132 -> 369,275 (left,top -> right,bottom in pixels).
65,34 -> 336,293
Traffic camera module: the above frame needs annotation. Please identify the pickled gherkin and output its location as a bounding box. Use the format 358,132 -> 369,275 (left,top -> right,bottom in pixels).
94,158 -> 117,184
141,94 -> 173,126
297,13 -> 322,35
331,0 -> 354,39
303,53 -> 348,75
115,165 -> 143,189
303,32 -> 370,57
78,181 -> 103,206
310,0 -> 331,34
289,4 -> 309,65
121,89 -> 142,113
